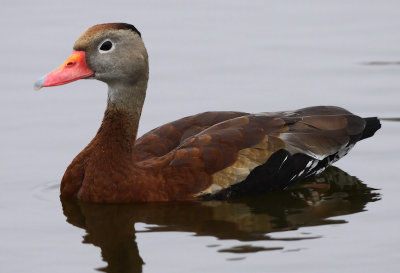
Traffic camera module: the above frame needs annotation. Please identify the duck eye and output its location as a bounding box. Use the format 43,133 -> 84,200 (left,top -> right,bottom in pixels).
99,40 -> 113,52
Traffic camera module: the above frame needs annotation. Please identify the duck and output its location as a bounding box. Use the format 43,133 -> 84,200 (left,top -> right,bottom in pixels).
34,23 -> 381,203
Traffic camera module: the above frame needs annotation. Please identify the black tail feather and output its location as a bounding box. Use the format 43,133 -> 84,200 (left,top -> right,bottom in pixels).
361,117 -> 381,140
200,116 -> 381,201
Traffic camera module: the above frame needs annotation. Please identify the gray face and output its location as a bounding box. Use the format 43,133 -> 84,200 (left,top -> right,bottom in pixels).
75,29 -> 149,87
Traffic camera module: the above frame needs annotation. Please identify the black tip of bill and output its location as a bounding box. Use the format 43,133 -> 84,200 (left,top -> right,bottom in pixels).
34,76 -> 45,91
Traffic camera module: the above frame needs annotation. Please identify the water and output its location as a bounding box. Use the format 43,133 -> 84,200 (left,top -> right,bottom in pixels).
1,1 -> 399,272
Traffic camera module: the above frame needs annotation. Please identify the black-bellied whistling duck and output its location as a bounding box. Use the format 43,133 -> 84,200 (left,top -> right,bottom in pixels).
34,23 -> 381,203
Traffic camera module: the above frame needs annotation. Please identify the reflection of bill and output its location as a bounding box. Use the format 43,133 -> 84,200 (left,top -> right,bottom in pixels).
61,166 -> 379,272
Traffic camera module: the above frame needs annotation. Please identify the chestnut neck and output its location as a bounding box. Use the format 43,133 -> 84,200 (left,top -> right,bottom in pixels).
95,79 -> 148,155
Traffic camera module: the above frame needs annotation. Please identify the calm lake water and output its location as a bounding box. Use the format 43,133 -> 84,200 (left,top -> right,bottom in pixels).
1,1 -> 400,272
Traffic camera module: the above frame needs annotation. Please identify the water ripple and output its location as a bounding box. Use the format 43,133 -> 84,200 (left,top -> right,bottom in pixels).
31,181 -> 59,202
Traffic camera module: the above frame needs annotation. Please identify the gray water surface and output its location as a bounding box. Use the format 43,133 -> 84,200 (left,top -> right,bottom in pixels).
1,1 -> 400,272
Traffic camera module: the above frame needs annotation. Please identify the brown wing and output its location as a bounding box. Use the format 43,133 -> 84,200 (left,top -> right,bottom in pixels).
161,106 -> 367,198
133,111 -> 248,161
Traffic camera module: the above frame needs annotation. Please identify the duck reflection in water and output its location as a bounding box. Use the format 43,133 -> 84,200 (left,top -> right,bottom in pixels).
61,166 -> 380,273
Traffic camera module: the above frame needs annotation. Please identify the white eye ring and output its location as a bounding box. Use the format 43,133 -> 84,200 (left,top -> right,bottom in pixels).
98,39 -> 115,53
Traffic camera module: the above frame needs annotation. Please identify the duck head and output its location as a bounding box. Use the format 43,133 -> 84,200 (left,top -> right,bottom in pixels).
34,23 -> 148,91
